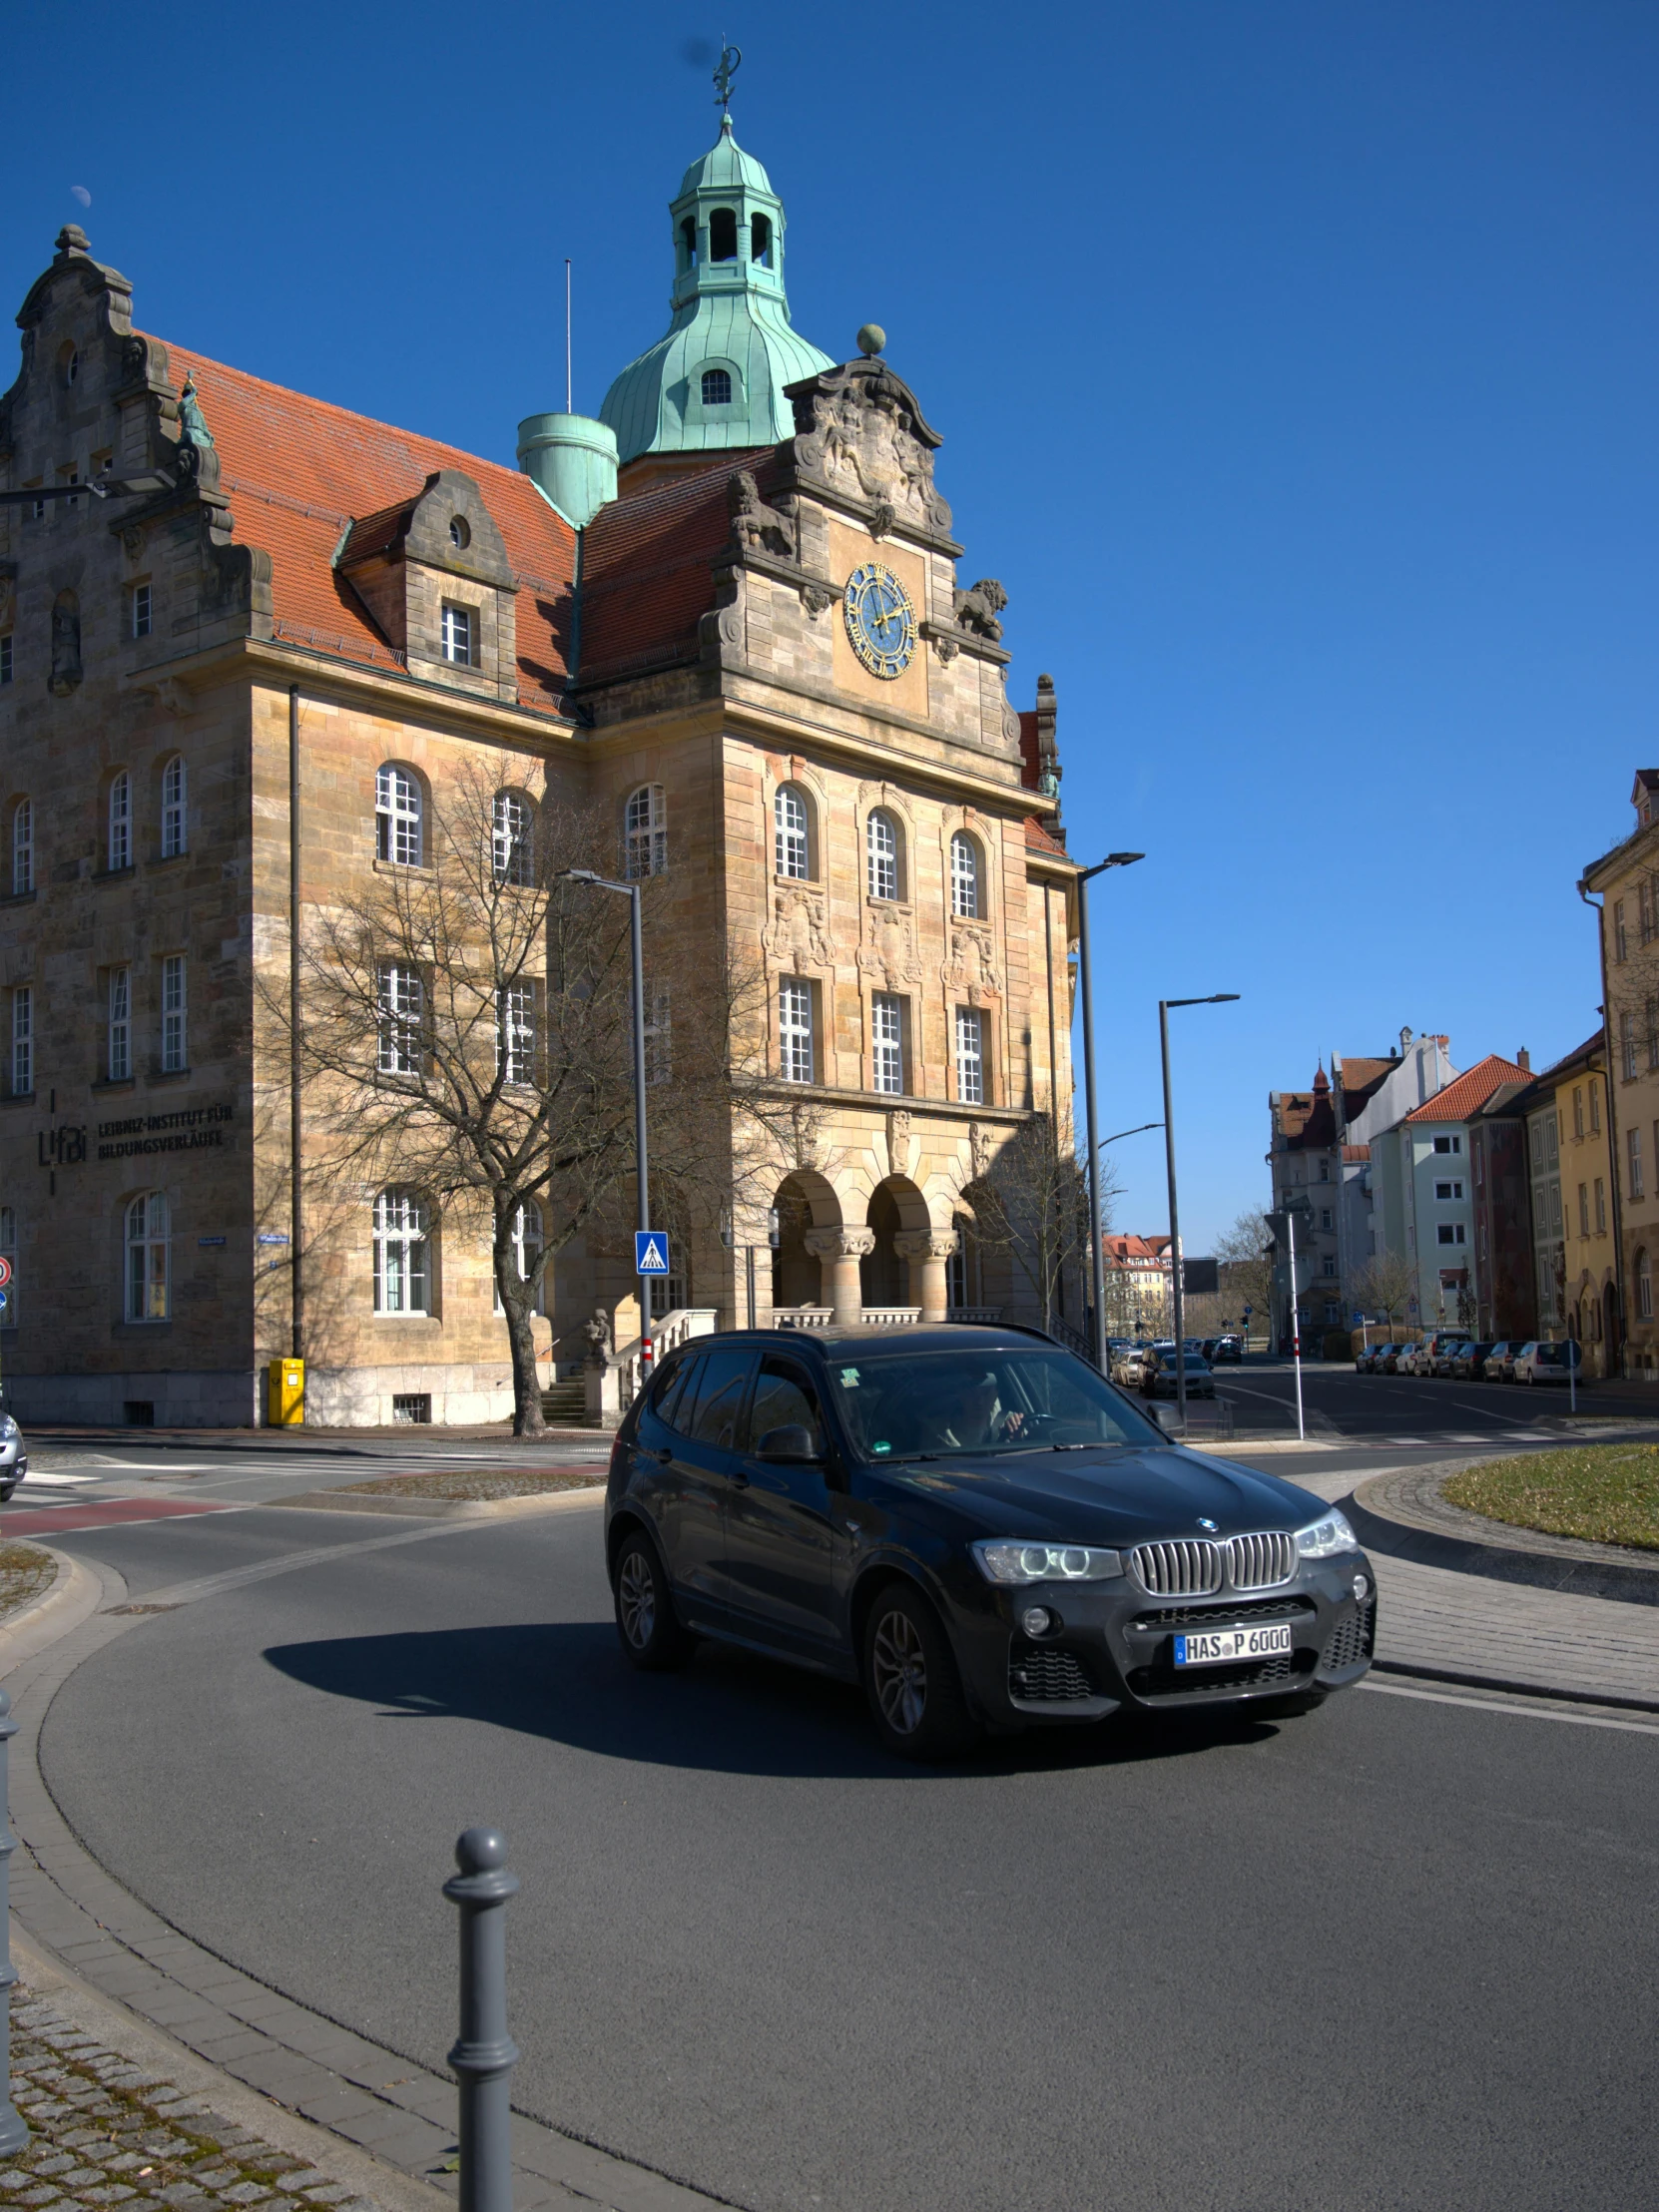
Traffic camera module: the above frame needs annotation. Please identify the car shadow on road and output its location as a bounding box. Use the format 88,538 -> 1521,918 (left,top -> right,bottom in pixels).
263,1621 -> 1285,1782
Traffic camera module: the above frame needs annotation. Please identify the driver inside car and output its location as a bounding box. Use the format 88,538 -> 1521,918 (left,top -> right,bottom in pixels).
920,1369 -> 1028,1450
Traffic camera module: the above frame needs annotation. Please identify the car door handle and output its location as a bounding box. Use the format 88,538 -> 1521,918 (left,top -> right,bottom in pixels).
653,1447 -> 672,1466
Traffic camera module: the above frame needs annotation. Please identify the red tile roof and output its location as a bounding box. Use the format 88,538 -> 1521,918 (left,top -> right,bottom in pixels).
575,451 -> 769,681
1402,1053 -> 1532,1125
154,339 -> 578,713
1104,1235 -> 1173,1263
1024,815 -> 1069,857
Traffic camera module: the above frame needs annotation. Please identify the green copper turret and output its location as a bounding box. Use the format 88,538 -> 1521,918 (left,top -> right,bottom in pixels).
599,117 -> 834,473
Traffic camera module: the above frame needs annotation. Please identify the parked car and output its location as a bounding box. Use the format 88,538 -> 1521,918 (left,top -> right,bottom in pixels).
0,1408 -> 26,1502
1143,1350 -> 1217,1400
1379,1344 -> 1408,1373
606,1323 -> 1377,1758
1484,1342 -> 1523,1382
1111,1344 -> 1151,1387
1451,1342 -> 1495,1381
1429,1341 -> 1468,1377
1394,1344 -> 1428,1376
1357,1342 -> 1391,1373
1512,1341 -> 1582,1385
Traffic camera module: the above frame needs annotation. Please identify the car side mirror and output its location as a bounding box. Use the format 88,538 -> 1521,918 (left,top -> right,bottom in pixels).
757,1423 -> 821,1463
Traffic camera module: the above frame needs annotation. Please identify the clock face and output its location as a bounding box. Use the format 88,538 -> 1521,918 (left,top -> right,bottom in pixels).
843,562 -> 917,680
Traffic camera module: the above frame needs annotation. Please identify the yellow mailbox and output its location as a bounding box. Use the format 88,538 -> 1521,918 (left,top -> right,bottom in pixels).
268,1357 -> 305,1427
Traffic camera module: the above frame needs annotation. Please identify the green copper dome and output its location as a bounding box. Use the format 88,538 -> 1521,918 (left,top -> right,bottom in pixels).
600,117 -> 834,468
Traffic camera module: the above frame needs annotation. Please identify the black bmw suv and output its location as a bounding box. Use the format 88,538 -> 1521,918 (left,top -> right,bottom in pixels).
605,1324 -> 1377,1760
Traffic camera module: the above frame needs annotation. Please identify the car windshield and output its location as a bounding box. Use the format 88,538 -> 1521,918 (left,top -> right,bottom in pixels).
826,1347 -> 1165,1462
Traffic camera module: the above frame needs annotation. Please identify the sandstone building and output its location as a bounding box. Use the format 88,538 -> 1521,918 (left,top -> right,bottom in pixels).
0,111 -> 1077,1425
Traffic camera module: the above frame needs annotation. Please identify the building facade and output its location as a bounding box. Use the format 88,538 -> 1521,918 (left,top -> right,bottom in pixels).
0,115 -> 1078,1424
1514,1032 -> 1614,1360
1100,1234 -> 1173,1338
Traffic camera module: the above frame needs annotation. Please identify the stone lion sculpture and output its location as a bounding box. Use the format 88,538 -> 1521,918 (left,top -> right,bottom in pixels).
730,470 -> 795,559
952,579 -> 1007,642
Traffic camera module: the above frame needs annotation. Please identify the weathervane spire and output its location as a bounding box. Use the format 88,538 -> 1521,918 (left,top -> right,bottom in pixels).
713,36 -> 741,117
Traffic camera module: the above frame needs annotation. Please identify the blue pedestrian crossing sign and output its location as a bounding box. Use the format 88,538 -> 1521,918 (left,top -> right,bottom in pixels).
635,1232 -> 670,1277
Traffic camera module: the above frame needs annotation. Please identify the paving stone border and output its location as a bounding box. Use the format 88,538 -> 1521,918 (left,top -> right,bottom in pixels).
1349,1463 -> 1659,1605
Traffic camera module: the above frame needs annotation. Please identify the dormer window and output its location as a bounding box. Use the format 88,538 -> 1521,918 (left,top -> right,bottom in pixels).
440,603 -> 474,666
448,515 -> 470,550
709,208 -> 738,262
751,214 -> 772,266
701,368 -> 733,406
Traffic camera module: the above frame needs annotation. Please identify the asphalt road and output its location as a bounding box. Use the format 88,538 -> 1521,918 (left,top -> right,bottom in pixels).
34,1496 -> 1659,2212
1212,1357 -> 1656,1442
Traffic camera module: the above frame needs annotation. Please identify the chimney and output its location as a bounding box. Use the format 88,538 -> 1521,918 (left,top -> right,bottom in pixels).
1518,1046 -> 1531,1073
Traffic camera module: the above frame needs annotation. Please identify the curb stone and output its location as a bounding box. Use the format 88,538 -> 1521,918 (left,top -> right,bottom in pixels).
1349,1464 -> 1659,1605
263,1487 -> 604,1522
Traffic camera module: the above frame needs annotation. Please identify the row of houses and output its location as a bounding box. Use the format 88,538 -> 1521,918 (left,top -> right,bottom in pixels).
1263,780 -> 1659,1376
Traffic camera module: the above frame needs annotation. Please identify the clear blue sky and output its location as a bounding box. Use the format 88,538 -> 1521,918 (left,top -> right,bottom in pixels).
6,1 -> 1654,1249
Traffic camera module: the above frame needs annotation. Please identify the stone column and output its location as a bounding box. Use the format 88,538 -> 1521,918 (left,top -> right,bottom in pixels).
894,1230 -> 959,1323
805,1228 -> 874,1325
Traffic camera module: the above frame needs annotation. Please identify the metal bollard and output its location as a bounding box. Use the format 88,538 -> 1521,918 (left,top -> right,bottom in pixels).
0,1691 -> 27,2154
443,1828 -> 519,2212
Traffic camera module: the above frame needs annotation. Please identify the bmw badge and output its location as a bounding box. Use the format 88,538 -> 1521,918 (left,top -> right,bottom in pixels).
1197,1517 -> 1219,1533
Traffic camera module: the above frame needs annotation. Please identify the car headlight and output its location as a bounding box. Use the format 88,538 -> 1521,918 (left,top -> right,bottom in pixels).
1296,1509 -> 1358,1559
971,1540 -> 1122,1584
0,1415 -> 18,1439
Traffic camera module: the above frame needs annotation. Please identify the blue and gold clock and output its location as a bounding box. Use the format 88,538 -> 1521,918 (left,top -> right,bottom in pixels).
843,562 -> 917,680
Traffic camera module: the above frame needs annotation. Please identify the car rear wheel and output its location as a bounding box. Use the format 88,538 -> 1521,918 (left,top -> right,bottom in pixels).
612,1528 -> 695,1672
861,1583 -> 979,1762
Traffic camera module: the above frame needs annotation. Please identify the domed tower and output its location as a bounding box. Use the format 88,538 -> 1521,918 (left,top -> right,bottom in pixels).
599,115 -> 834,495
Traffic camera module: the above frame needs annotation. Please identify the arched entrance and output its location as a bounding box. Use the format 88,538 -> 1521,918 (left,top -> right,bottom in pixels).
860,1185 -> 907,1309
769,1170 -> 840,1313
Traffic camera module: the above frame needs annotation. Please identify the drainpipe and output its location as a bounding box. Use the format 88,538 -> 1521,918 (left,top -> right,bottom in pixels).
1579,879 -> 1623,1370
289,685 -> 303,1363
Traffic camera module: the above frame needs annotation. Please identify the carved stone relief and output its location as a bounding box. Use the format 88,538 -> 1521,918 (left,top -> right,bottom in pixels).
970,1124 -> 992,1182
787,362 -> 953,536
800,581 -> 834,619
944,922 -> 1003,1006
886,1109 -> 912,1178
764,885 -> 834,970
953,579 -> 1007,640
50,592 -> 82,696
858,904 -> 921,989
729,469 -> 795,558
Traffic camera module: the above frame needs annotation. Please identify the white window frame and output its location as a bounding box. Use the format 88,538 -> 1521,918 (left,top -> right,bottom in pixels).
373,1189 -> 431,1316
375,765 -> 423,866
377,963 -> 423,1077
624,785 -> 667,880
780,978 -> 814,1085
866,811 -> 898,902
496,983 -> 535,1086
11,800 -> 31,895
131,582 -> 152,639
108,772 -> 131,871
949,832 -> 980,919
1435,1223 -> 1465,1248
494,1202 -> 545,1315
955,1005 -> 985,1106
161,756 -> 187,858
125,1191 -> 169,1323
1630,1125 -> 1645,1202
161,954 -> 187,1073
108,966 -> 131,1081
492,792 -> 533,885
1431,1134 -> 1461,1155
775,787 -> 810,880
1640,1252 -> 1654,1322
440,602 -> 474,666
871,992 -> 903,1096
10,987 -> 30,1096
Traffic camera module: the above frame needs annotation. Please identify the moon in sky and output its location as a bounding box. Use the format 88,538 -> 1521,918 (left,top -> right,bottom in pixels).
70,185 -> 91,208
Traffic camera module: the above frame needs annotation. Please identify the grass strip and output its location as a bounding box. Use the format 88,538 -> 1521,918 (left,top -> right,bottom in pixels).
334,1468 -> 601,1501
1442,1445 -> 1659,1552
0,1540 -> 56,1618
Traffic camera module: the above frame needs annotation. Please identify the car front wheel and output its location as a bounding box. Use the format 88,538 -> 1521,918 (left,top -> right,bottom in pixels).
611,1528 -> 695,1672
861,1583 -> 979,1762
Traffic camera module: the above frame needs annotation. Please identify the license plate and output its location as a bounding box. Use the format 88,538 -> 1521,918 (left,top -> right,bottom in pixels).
1174,1622 -> 1294,1667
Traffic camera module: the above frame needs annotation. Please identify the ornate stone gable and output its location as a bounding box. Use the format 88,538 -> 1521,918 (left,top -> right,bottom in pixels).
943,920 -> 1003,1006
781,360 -> 954,542
763,882 -> 835,972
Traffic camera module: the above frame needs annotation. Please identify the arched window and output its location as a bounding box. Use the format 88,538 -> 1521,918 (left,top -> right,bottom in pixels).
492,792 -> 533,885
376,765 -> 423,866
161,756 -> 187,858
679,216 -> 698,270
11,800 -> 32,896
495,1202 -> 545,1315
125,1192 -> 170,1323
373,1189 -> 431,1315
950,831 -> 981,919
866,810 -> 899,901
751,213 -> 772,267
775,786 -> 810,879
625,785 -> 667,879
1639,1250 -> 1653,1321
709,208 -> 738,262
701,367 -> 732,406
108,771 -> 131,871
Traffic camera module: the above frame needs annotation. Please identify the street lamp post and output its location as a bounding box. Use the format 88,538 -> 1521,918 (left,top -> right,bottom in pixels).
1076,854 -> 1145,1370
1160,992 -> 1242,1431
559,868 -> 653,1374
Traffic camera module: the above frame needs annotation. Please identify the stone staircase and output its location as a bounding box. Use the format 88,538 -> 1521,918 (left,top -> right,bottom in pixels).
540,1378 -> 588,1426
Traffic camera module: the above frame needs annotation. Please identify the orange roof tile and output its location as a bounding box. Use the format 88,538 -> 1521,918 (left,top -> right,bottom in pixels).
154,339 -> 578,713
1402,1053 -> 1532,1125
1023,815 -> 1069,857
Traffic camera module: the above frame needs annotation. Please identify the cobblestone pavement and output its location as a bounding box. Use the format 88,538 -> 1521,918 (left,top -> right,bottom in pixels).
2,1994 -> 380,2212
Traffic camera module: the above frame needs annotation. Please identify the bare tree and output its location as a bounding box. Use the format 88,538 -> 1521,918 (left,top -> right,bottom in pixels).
1213,1209 -> 1277,1341
1351,1249 -> 1416,1331
971,1118 -> 1117,1332
277,761 -> 786,1437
